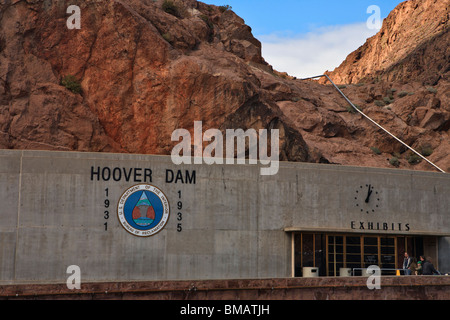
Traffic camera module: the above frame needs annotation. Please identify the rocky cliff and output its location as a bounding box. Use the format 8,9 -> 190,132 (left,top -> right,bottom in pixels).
0,0 -> 448,172
322,0 -> 449,85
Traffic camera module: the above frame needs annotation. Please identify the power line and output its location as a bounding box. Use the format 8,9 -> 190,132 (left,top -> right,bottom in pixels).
301,74 -> 446,173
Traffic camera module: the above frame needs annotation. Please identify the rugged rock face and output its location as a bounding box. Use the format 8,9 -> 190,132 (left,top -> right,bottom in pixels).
321,0 -> 449,85
0,0 -> 448,172
317,0 -> 449,172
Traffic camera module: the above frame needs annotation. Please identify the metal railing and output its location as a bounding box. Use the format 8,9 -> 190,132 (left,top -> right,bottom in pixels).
351,267 -> 401,276
300,74 -> 446,173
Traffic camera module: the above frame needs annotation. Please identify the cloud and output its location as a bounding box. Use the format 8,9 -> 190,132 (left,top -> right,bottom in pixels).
258,22 -> 379,79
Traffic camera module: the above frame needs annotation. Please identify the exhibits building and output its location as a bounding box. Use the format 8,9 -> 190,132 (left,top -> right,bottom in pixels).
0,149 -> 449,284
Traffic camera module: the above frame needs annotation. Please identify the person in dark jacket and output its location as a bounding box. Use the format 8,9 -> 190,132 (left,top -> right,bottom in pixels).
422,257 -> 441,275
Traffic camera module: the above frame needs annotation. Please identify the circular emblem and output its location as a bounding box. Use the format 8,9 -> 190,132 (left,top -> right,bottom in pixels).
117,184 -> 170,237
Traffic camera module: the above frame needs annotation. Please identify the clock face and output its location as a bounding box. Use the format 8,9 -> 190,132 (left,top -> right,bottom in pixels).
354,184 -> 380,214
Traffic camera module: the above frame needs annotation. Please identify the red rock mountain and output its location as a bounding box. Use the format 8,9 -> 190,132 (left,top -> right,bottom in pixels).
0,0 -> 448,172
321,0 -> 449,85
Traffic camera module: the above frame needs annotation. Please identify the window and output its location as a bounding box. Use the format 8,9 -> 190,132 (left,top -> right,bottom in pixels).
293,233 -> 428,277
380,237 -> 396,273
346,236 -> 361,271
293,233 -> 325,277
363,236 -> 378,267
327,235 -> 344,276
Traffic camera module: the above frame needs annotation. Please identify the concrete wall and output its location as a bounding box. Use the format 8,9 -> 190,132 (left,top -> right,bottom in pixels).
2,277 -> 450,300
0,150 -> 449,284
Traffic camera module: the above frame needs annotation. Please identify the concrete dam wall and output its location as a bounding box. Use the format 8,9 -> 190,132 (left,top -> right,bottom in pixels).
0,150 -> 449,285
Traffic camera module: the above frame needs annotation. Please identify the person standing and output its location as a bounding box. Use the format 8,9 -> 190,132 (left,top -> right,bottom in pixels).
403,252 -> 412,275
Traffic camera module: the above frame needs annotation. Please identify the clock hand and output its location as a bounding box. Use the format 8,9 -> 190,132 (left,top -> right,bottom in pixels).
365,185 -> 373,203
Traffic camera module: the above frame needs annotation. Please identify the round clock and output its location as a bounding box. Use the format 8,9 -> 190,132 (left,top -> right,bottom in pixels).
354,184 -> 380,214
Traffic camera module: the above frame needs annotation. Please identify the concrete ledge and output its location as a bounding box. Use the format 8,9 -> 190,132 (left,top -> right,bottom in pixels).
1,277 -> 449,300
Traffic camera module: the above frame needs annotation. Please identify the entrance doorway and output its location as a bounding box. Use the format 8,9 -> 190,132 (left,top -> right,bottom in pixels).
293,233 -> 429,277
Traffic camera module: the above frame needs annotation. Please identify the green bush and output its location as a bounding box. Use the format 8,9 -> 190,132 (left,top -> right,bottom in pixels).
370,147 -> 381,155
389,157 -> 399,167
162,32 -> 173,43
383,96 -> 394,105
374,100 -> 385,107
61,75 -> 81,94
426,87 -> 437,94
162,0 -> 180,17
218,5 -> 232,12
199,14 -> 214,29
407,153 -> 422,165
420,145 -> 433,157
398,91 -> 409,98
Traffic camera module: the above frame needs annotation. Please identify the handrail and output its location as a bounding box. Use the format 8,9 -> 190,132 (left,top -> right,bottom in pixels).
351,267 -> 401,276
301,74 -> 446,173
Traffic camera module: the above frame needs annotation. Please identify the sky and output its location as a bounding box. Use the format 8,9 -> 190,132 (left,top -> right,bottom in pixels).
203,0 -> 406,78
